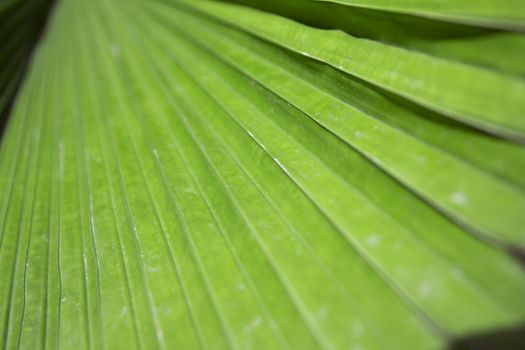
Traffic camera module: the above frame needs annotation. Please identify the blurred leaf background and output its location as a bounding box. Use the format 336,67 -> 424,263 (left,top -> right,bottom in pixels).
1,0 -> 525,349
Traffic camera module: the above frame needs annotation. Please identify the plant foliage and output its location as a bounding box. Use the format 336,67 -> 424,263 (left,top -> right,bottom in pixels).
1,0 -> 525,349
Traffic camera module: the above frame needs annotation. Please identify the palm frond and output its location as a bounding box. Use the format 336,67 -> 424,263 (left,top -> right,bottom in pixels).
1,0 -> 524,349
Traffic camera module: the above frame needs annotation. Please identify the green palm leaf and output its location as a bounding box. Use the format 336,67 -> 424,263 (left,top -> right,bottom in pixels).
1,0 -> 524,349
305,0 -> 525,30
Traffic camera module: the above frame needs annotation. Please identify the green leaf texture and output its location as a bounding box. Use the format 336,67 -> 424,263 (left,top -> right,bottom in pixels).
1,0 -> 524,349
306,0 -> 525,30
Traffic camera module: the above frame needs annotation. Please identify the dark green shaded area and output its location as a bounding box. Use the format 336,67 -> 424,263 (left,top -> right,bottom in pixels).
0,0 -> 55,136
